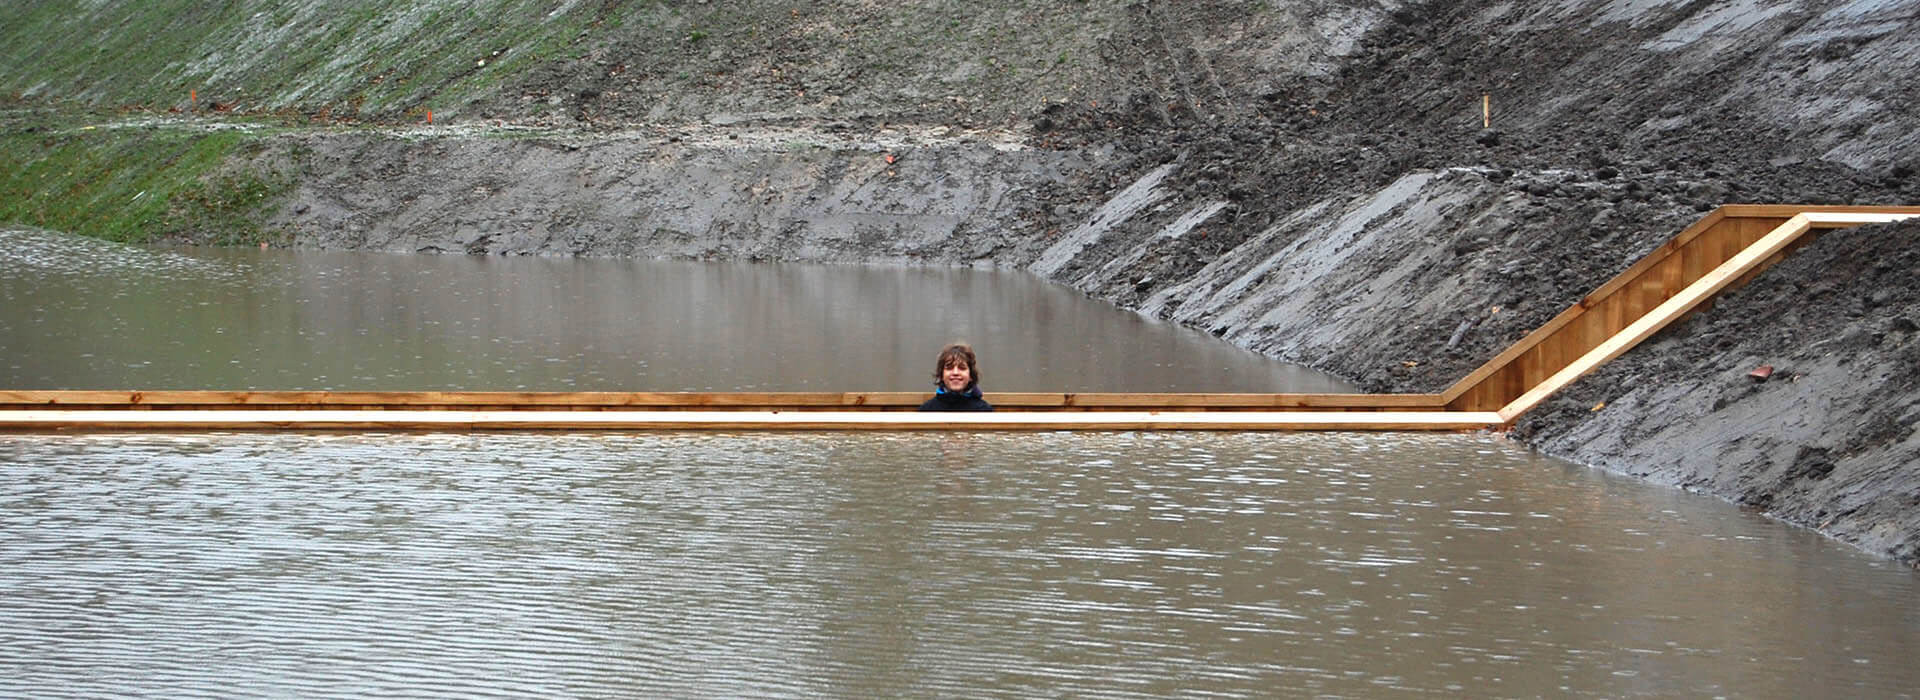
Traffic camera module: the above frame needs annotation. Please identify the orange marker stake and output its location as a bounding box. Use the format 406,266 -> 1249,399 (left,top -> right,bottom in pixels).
427,109 -> 433,125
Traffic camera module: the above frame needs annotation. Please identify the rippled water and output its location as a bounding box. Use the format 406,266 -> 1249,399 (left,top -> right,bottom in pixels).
2,431 -> 1916,698
0,227 -> 1349,392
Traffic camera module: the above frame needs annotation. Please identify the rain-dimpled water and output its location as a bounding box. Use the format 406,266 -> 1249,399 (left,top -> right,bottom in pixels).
2,228 -> 1917,697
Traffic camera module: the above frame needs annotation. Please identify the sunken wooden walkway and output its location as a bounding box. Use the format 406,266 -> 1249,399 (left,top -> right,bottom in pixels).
3,205 -> 1915,432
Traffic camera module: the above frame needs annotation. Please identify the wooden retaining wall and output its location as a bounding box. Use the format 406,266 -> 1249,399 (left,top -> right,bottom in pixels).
0,409 -> 1505,432
1444,205 -> 1920,414
2,204 -> 1914,431
0,390 -> 1446,412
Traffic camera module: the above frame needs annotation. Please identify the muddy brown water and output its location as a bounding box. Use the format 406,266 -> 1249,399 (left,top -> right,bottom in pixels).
4,432 -> 1918,697
2,229 -> 1918,697
0,228 -> 1349,393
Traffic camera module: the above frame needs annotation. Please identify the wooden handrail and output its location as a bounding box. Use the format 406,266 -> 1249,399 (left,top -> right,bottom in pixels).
0,409 -> 1505,432
1495,210 -> 1918,421
0,390 -> 1447,412
1442,204 -> 1920,412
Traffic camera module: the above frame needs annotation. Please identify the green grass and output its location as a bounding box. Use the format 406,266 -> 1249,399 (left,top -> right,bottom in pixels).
0,0 -> 612,118
0,1 -> 1121,121
0,0 -> 1131,246
0,123 -> 289,244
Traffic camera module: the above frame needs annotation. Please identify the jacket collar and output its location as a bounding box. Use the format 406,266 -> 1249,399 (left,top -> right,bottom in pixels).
934,382 -> 981,400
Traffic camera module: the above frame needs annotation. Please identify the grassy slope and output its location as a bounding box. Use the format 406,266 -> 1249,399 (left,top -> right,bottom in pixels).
0,1 -> 1131,122
0,1 -> 1152,242
0,0 -> 606,117
0,0 -> 611,243
0,120 -> 291,244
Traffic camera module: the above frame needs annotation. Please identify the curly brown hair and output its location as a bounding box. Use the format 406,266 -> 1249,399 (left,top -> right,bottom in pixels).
932,343 -> 980,387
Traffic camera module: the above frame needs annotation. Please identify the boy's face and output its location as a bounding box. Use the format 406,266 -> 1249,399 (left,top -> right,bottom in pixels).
941,360 -> 972,392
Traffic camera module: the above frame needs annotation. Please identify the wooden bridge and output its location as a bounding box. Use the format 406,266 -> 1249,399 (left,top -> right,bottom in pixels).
3,205 -> 1914,432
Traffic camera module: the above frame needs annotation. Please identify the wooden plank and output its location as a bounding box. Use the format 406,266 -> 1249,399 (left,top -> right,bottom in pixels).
1803,211 -> 1919,227
1438,215 -> 1705,404
0,390 -> 1446,411
0,409 -> 1505,433
1730,216 -> 1768,254
998,393 -> 1447,409
1441,207 -> 1900,406
1570,305 -> 1607,368
1657,253 -> 1685,302
1440,303 -> 1581,404
0,390 -> 891,408
1497,214 -> 1819,421
1721,204 -> 1920,219
1583,208 -> 1724,300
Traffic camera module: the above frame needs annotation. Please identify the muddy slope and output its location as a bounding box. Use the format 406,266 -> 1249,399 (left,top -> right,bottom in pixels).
1516,220 -> 1920,563
1006,0 -> 1920,562
1011,0 -> 1920,390
276,126 -> 1082,264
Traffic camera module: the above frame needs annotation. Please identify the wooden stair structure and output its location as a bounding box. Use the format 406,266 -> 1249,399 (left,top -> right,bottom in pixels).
3,205 -> 1914,432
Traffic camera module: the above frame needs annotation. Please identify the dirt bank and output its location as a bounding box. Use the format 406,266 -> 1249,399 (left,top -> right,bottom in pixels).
270,124 -> 1083,264
1516,220 -> 1920,562
991,0 -> 1920,563
6,0 -> 1920,563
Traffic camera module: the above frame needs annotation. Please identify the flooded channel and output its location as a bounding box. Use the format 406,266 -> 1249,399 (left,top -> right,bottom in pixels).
3,432 -> 1917,697
0,228 -> 1348,393
2,228 -> 1918,697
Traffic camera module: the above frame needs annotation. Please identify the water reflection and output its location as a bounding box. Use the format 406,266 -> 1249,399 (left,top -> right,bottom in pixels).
0,431 -> 1914,697
0,228 -> 1350,392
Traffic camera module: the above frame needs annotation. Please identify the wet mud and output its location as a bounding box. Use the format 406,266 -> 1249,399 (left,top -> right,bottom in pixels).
1516,219 -> 1920,563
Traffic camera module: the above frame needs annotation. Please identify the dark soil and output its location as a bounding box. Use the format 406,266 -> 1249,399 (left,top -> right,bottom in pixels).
1013,0 -> 1920,392
1516,220 -> 1920,563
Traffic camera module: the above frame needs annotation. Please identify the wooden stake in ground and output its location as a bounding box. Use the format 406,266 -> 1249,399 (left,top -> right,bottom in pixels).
1483,93 -> 1490,128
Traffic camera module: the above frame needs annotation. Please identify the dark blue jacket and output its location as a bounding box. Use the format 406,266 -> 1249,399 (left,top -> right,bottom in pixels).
918,383 -> 994,412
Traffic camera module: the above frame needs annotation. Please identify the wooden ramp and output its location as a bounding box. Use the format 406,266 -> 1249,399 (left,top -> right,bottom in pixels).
0,409 -> 1505,432
1444,207 -> 1919,420
2,205 -> 1913,432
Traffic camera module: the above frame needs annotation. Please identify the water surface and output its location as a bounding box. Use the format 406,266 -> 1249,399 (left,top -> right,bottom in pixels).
1,431 -> 1915,698
4,229 -> 1917,698
0,228 -> 1348,392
